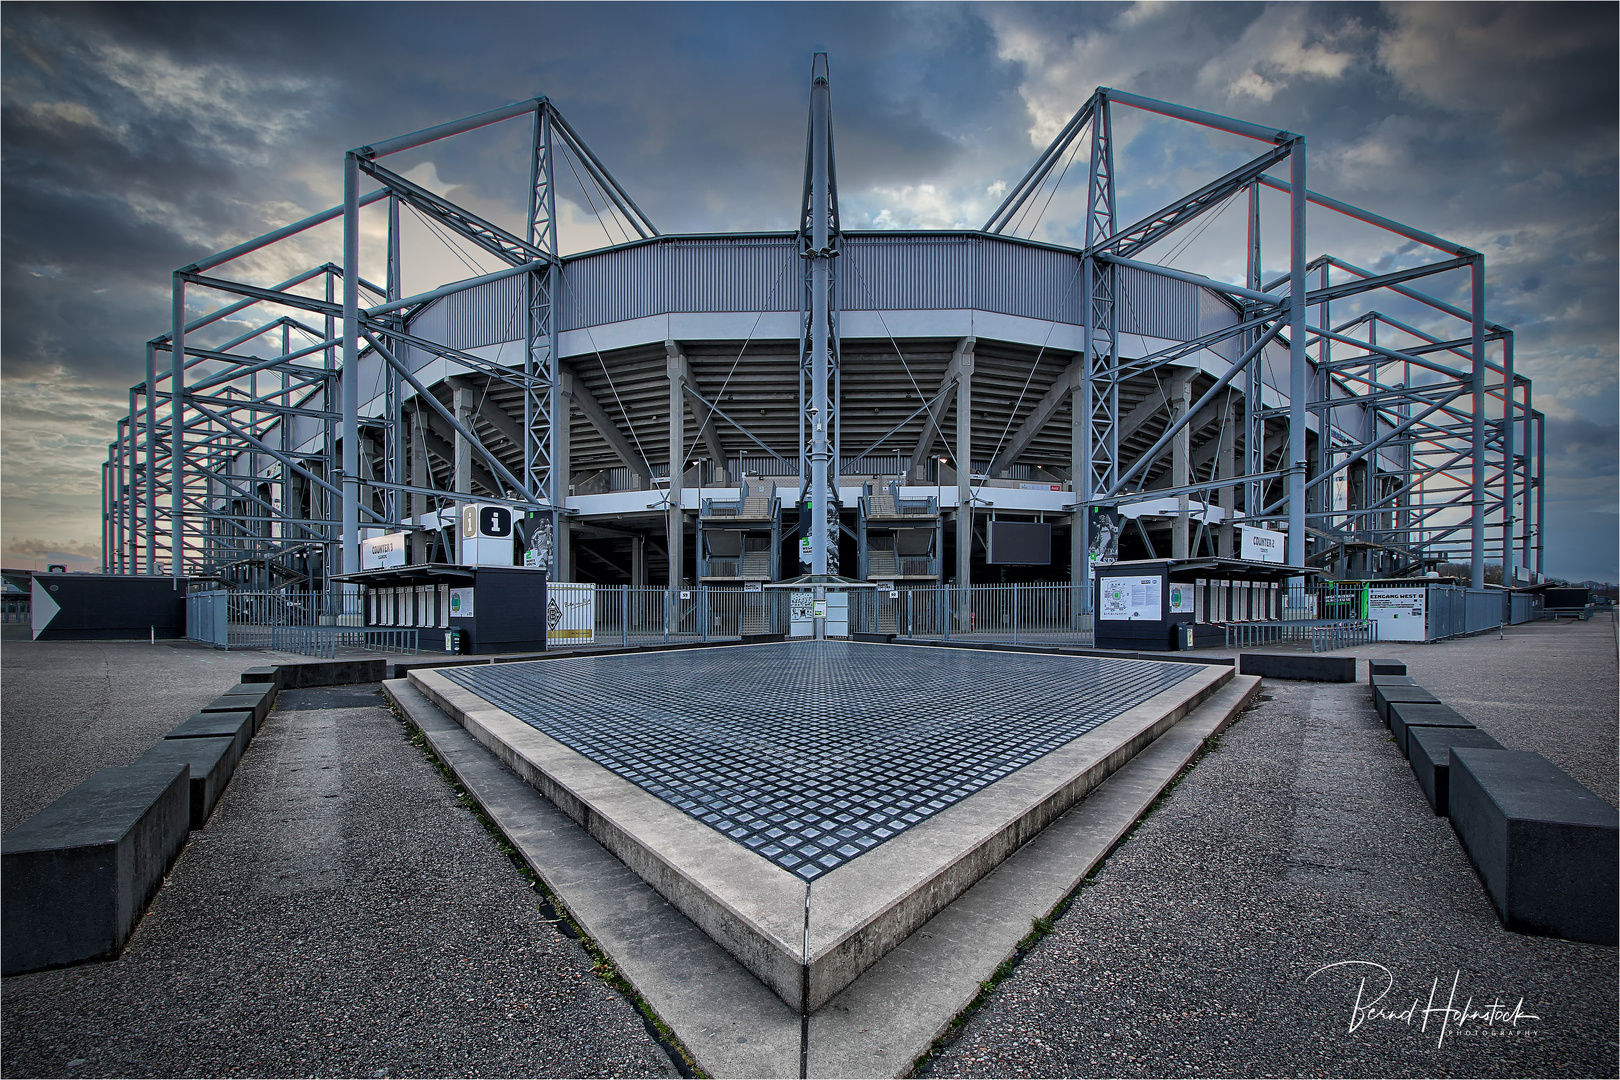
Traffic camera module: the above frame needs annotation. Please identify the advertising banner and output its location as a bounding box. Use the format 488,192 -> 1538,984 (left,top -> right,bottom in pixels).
546,581 -> 595,644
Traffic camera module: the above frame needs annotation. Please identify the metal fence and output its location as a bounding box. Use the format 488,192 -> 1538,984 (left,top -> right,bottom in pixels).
584,586 -> 783,645
182,580 -> 1550,658
1426,585 -> 1505,641
850,584 -> 1095,646
1223,620 -> 1379,652
1509,591 -> 1544,625
187,589 -> 416,657
266,625 -> 421,659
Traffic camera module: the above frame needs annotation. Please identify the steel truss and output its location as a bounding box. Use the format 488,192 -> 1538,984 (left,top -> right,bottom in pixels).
985,88 -> 1535,589
103,70 -> 1538,594
104,98 -> 653,589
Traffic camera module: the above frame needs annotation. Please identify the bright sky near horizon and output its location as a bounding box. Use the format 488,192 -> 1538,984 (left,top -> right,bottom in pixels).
2,1 -> 1615,580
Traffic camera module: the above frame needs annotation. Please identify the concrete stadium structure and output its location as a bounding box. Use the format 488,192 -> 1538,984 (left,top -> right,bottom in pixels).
100,56 -> 1543,605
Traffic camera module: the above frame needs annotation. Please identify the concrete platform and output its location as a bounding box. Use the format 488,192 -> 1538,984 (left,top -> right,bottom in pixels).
199,695 -> 269,733
403,640 -> 1230,1013
385,667 -> 1259,1077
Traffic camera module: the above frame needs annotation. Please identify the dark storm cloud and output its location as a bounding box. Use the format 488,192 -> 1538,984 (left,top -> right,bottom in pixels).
1,1 -> 1614,578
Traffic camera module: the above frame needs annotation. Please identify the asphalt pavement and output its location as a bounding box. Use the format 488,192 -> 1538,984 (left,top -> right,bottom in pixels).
924,618 -> 1618,1078
1,649 -> 675,1078
3,619 -> 1614,1078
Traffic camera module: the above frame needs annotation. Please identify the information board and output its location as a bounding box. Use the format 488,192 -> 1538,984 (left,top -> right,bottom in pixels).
1100,575 -> 1162,621
1368,587 -> 1427,642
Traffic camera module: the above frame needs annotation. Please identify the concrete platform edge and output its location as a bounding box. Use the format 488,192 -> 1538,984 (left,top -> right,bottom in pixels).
381,671 -> 1262,1079
381,678 -> 802,1080
808,673 -> 1263,1078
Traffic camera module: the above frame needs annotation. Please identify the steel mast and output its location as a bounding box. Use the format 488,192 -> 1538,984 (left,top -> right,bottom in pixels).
800,53 -> 841,636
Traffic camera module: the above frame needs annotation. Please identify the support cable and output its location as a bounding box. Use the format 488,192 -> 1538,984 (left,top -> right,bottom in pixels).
1019,129 -> 1088,239
680,255 -> 795,470
978,259 -> 1085,493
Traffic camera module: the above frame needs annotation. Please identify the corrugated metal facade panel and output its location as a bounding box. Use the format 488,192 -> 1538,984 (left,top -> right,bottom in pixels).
1199,287 -> 1241,361
1117,265 -> 1200,340
560,243 -> 664,330
842,235 -> 974,311
975,239 -> 1084,323
665,238 -> 798,313
421,233 -> 1219,344
442,273 -> 526,349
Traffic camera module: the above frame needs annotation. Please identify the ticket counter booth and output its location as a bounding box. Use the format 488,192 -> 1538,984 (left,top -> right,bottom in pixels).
1093,558 -> 1314,652
337,563 -> 547,655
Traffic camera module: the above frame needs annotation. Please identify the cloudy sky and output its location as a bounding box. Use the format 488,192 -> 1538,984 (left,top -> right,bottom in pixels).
3,1 -> 1615,580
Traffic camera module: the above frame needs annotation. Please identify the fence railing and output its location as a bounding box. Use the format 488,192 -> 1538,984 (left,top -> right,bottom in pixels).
187,589 -> 413,657
267,625 -> 421,659
1426,585 -> 1505,641
185,580 -> 1552,658
1223,620 -> 1379,653
850,584 -> 1095,645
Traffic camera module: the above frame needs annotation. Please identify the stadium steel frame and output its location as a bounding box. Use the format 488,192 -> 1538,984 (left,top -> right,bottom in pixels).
101,60 -> 1541,597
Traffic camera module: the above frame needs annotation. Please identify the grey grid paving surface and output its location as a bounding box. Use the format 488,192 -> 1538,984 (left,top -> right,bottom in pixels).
443,641 -> 1195,880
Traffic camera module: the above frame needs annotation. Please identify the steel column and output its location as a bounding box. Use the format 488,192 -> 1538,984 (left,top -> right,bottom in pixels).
341,153 -> 362,578
1469,256 -> 1487,588
1286,139 -> 1308,568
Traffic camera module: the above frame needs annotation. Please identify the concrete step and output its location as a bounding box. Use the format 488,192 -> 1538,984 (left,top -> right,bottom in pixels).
384,667 -> 1260,1078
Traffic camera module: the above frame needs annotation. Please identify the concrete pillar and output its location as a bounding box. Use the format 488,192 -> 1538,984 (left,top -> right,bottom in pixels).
631,533 -> 646,587
1171,370 -> 1192,560
452,385 -> 472,495
1217,397 -> 1236,558
667,343 -> 685,589
955,340 -> 974,590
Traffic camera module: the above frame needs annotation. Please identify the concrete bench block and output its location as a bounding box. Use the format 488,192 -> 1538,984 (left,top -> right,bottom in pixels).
201,689 -> 271,732
1367,659 -> 1407,678
1238,653 -> 1356,682
135,737 -> 241,829
274,659 -> 385,688
1374,683 -> 1440,725
2,763 -> 191,975
850,632 -> 895,644
1370,673 -> 1416,690
1449,748 -> 1618,945
219,681 -> 277,717
167,710 -> 254,748
1388,701 -> 1475,757
1408,726 -> 1505,815
239,666 -> 279,686
218,681 -> 276,710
